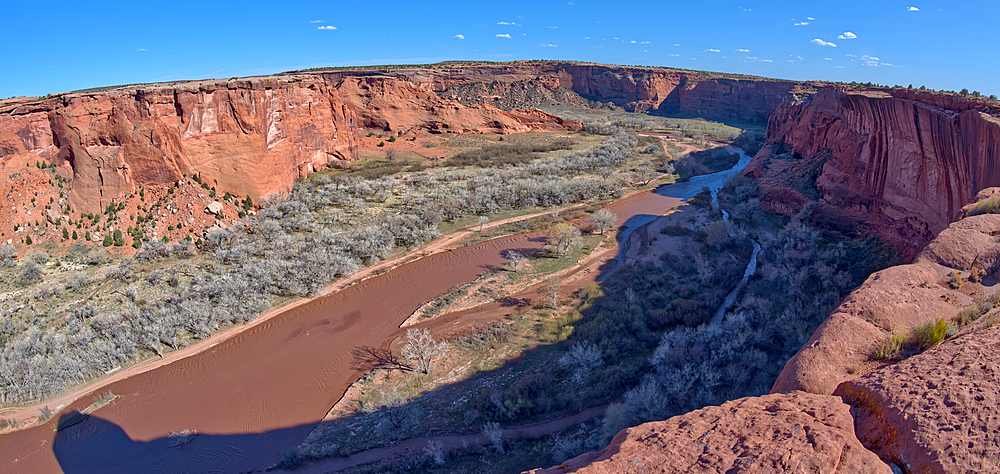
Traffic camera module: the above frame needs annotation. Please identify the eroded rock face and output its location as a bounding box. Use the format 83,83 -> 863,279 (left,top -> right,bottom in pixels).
528,391 -> 890,474
745,88 -> 1000,260
1,76 -> 360,214
835,317 -> 1000,474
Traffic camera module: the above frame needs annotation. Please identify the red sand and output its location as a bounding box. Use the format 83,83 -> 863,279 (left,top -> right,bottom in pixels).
0,189 -> 684,474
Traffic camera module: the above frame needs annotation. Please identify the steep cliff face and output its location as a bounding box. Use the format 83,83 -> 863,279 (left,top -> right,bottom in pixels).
1,76 -> 359,214
0,71 -> 583,217
745,88 -> 1000,259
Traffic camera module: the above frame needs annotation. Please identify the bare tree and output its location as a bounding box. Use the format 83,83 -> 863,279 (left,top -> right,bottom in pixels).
559,341 -> 604,383
587,209 -> 617,235
0,245 -> 16,267
505,250 -> 525,272
539,277 -> 561,308
478,216 -> 489,231
483,421 -> 504,453
351,345 -> 413,373
636,161 -> 656,185
401,328 -> 448,374
547,223 -> 583,257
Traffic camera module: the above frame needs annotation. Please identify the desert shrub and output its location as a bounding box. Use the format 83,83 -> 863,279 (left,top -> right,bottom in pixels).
872,333 -> 906,360
0,245 -> 16,267
914,319 -> 949,351
16,261 -> 43,286
448,139 -> 573,167
966,197 -> 1000,217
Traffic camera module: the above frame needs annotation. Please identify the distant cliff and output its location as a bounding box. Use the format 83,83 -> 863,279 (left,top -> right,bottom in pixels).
745,87 -> 1000,259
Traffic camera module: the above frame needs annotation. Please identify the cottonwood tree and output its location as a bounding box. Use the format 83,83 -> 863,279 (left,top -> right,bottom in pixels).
478,216 -> 489,231
587,209 -> 617,235
539,277 -> 561,308
559,341 -> 604,383
548,223 -> 582,256
401,328 -> 448,374
635,161 -> 656,185
505,250 -> 525,272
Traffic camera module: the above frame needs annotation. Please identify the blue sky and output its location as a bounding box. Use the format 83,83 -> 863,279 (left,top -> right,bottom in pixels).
1,1 -> 995,98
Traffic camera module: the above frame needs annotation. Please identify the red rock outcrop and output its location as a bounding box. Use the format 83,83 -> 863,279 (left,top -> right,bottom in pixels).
528,391 -> 890,474
745,88 -> 1000,260
0,70 -> 585,217
835,316 -> 1000,473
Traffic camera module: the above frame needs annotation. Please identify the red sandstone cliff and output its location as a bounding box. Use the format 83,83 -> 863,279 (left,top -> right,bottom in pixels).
744,88 -> 1000,260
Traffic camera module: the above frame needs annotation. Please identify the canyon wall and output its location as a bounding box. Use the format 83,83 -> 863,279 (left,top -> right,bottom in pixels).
745,87 -> 1000,259
0,76 -> 359,215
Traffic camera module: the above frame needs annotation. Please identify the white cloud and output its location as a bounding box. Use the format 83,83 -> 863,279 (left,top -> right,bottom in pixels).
736,48 -> 750,52
797,56 -> 804,60
786,60 -> 795,63
534,44 -> 558,47
807,17 -> 815,20
811,38 -> 837,47
613,37 -> 620,40
668,53 -> 681,57
834,65 -> 846,68
495,34 -> 511,39
746,56 -> 758,59
908,6 -> 919,11
453,35 -> 465,40
641,41 -> 651,44
310,20 -> 324,23
317,26 -> 336,30
862,55 -> 880,66
846,54 -> 857,57
824,57 -> 832,60
583,37 -> 590,39
673,43 -> 680,46
497,21 -> 510,25
137,48 -> 146,51
630,40 -> 637,43
761,59 -> 773,62
548,26 -> 559,29
838,32 -> 858,40
706,48 -> 721,52
794,21 -> 810,26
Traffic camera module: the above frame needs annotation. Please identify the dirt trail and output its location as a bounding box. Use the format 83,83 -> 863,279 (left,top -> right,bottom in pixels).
272,405 -> 609,473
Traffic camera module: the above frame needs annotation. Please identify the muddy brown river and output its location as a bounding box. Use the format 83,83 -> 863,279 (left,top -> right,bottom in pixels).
0,152 -> 759,472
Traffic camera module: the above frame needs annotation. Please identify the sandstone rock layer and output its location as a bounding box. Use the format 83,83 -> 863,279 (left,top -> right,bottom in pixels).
835,317 -> 1000,474
528,392 -> 890,474
746,88 -> 1000,259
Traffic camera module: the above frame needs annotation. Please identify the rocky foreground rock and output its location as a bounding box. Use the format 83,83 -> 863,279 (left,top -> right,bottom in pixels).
528,392 -> 891,474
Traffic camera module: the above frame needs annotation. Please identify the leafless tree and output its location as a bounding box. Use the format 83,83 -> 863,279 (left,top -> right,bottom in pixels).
505,250 -> 525,272
350,345 -> 413,373
635,161 -> 656,185
539,277 -> 561,308
478,216 -> 489,231
587,209 -> 617,235
548,223 -> 583,256
401,328 -> 448,374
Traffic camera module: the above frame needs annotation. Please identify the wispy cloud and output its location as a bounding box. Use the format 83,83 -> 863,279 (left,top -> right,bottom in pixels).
838,31 -> 857,39
535,44 -> 558,47
862,54 -> 881,66
846,54 -> 857,57
736,48 -> 750,52
137,48 -> 146,51
824,57 -> 832,60
746,56 -> 758,60
641,41 -> 651,44
668,53 -> 681,57
317,25 -> 336,30
834,65 -> 846,68
706,48 -> 721,52
794,21 -> 810,26
673,43 -> 680,46
497,21 -> 522,26
761,59 -> 773,62
548,26 -> 559,29
453,34 -> 465,40
807,17 -> 816,20
583,37 -> 590,40
907,6 -> 919,11
811,38 -> 837,47
630,40 -> 637,44
310,20 -> 324,24
495,34 -> 511,39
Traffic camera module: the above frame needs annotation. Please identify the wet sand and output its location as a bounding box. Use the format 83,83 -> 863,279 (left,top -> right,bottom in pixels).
0,189 -> 688,474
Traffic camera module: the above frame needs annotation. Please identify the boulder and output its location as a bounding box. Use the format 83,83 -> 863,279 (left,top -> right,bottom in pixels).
205,201 -> 223,215
528,392 -> 890,474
